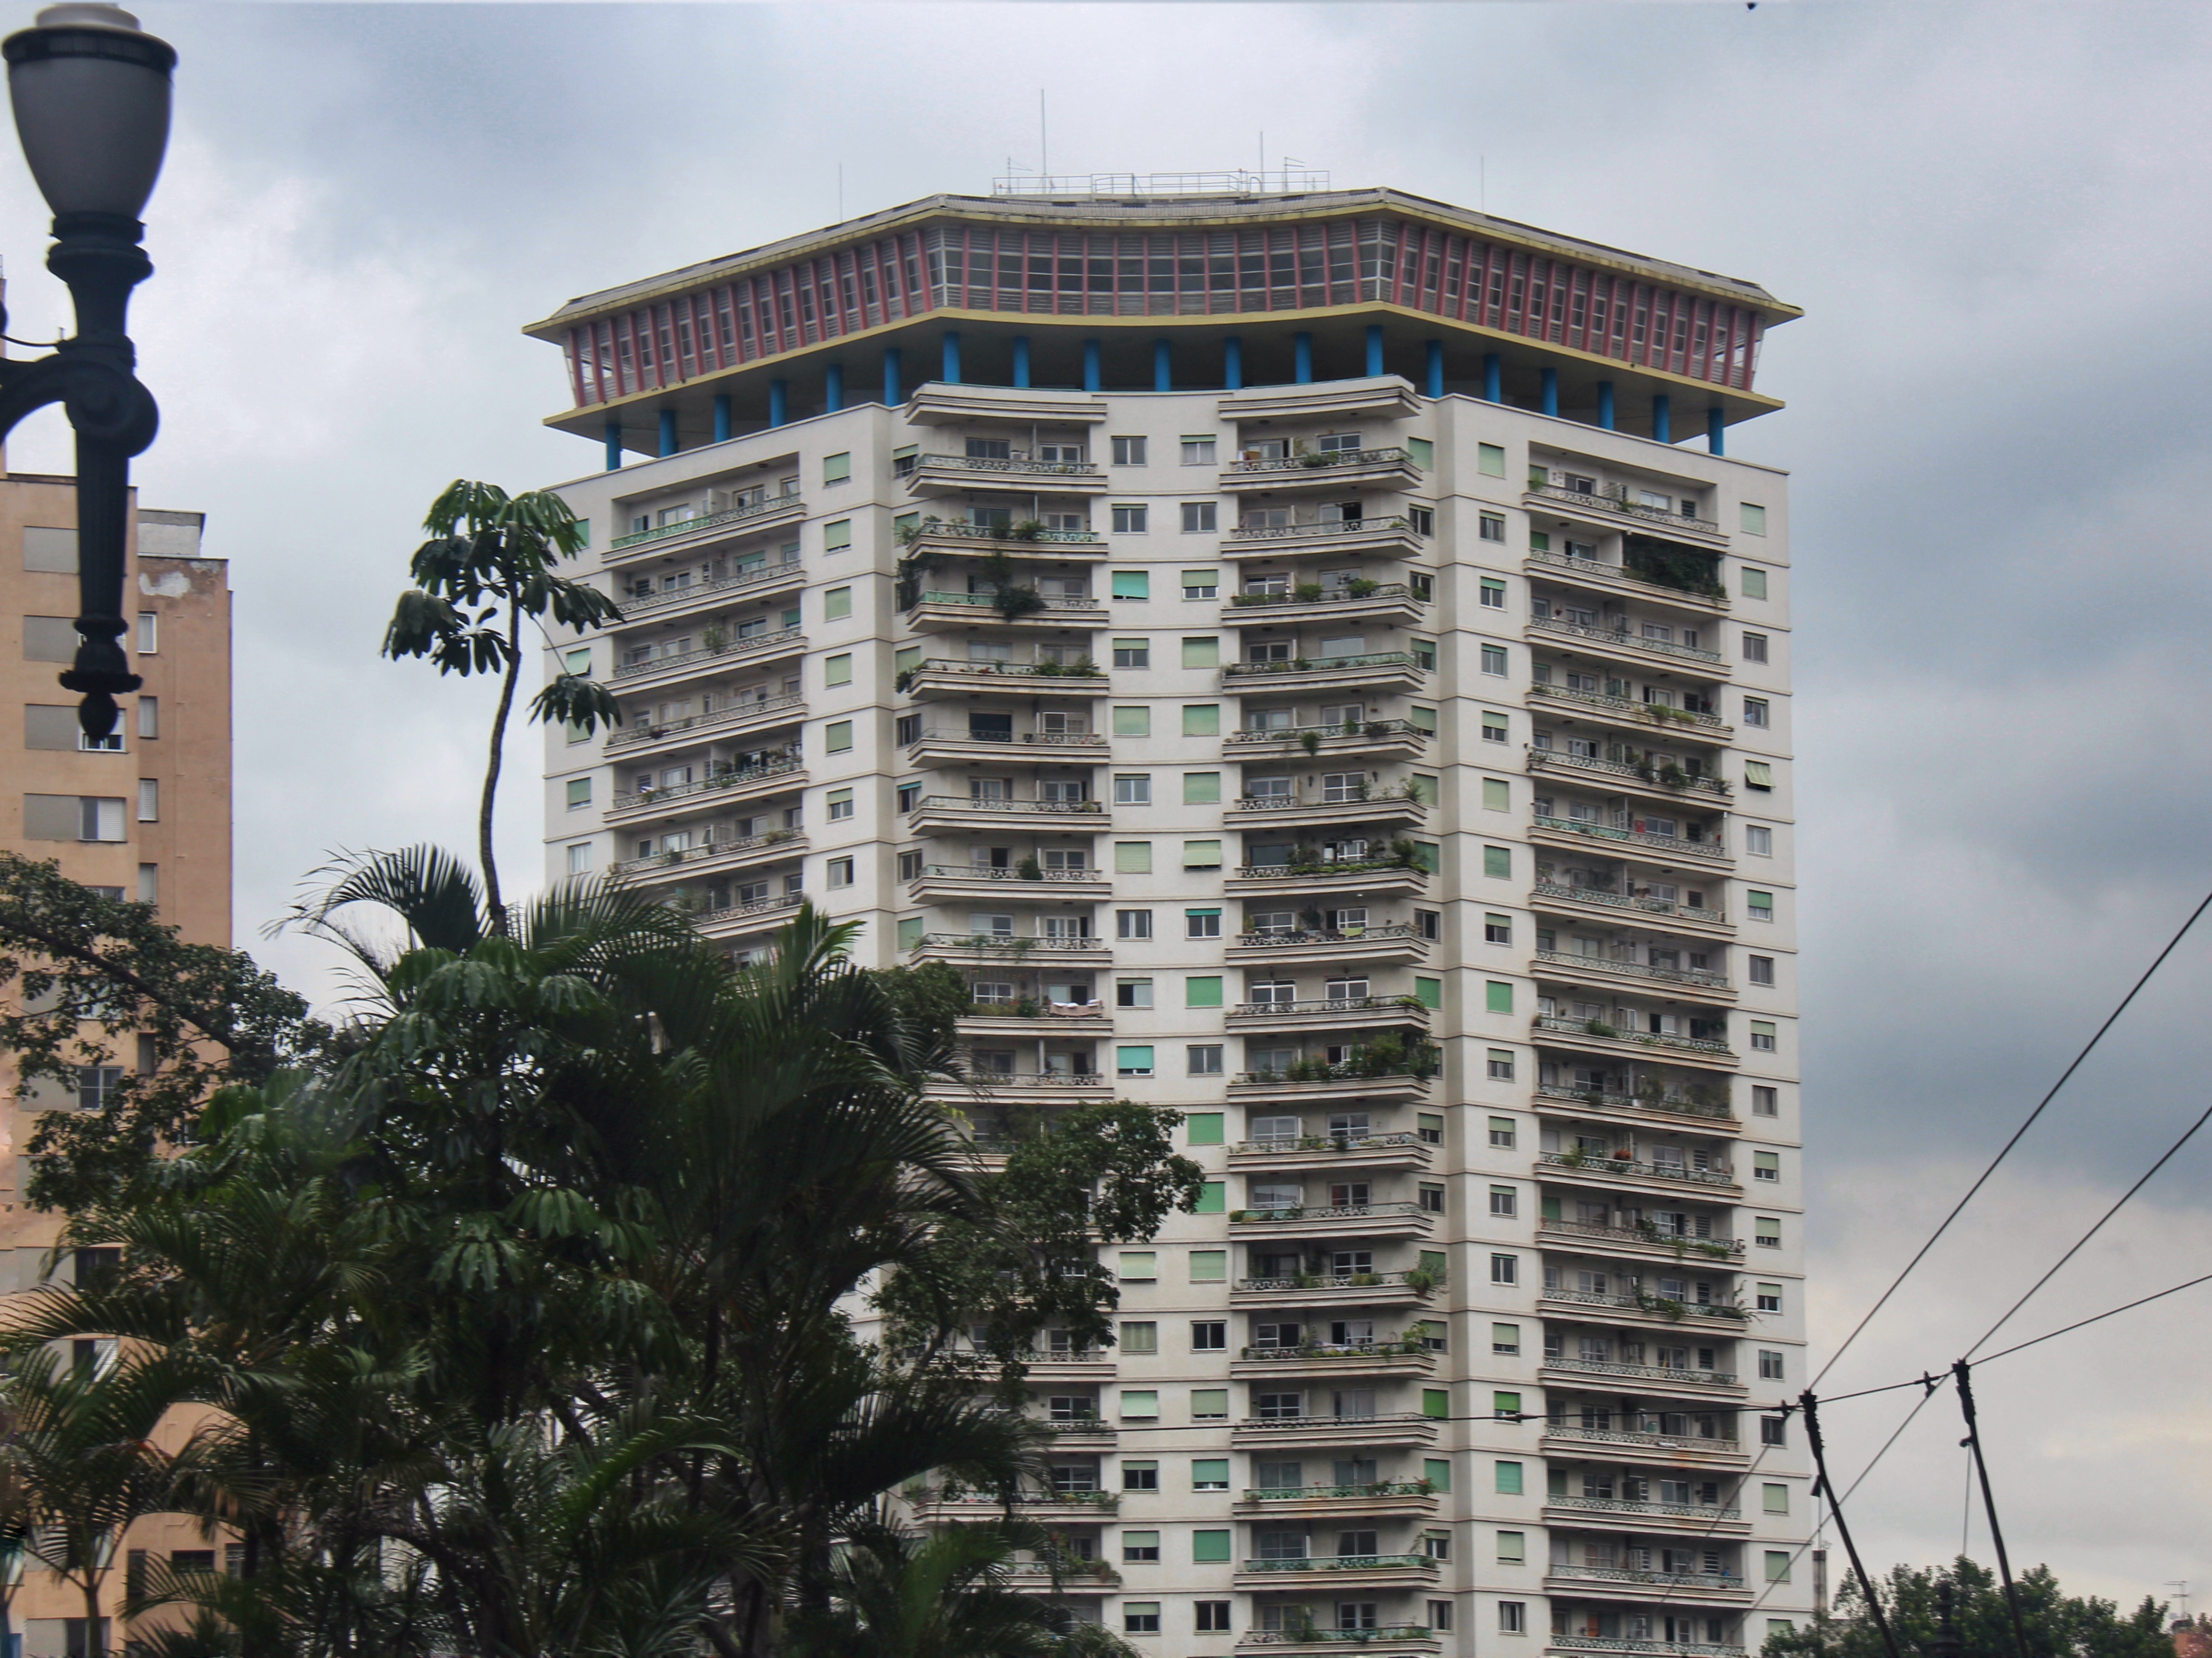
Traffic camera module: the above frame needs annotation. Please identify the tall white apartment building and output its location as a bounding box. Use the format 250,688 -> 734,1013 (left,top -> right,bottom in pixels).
530,184 -> 1810,1658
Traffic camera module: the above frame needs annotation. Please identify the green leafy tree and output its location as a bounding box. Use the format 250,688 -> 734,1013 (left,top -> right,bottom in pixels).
1766,1558 -> 2171,1658
380,480 -> 625,932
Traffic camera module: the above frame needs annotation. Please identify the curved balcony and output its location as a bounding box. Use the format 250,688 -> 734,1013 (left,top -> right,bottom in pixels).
1224,652 -> 1427,696
957,1004 -> 1112,1038
1232,791 -> 1429,830
1538,1355 -> 1744,1397
901,518 -> 1109,560
1536,1216 -> 1744,1265
1003,1560 -> 1123,1589
611,830 -> 807,888
1226,720 -> 1431,762
1543,1564 -> 1751,1603
612,557 -> 806,626
1035,1415 -> 1117,1447
606,757 -> 807,825
1548,1638 -> 1744,1658
696,892 -> 804,941
1223,582 -> 1427,631
907,795 -> 1110,835
910,933 -> 1114,969
1532,881 -> 1732,938
1537,1288 -> 1751,1333
611,626 -> 807,695
1222,447 -> 1422,493
1528,748 -> 1732,807
905,383 -> 1108,426
1229,1201 -> 1433,1241
1538,1421 -> 1748,1468
1227,1069 -> 1434,1106
1538,1151 -> 1739,1198
1533,1015 -> 1738,1068
606,495 -> 807,564
1219,377 -> 1424,422
1234,1480 -> 1438,1519
1229,1412 -> 1440,1449
908,1487 -> 1120,1521
903,727 -> 1108,768
906,591 -> 1107,631
1229,1132 -> 1433,1174
1527,681 -> 1731,740
1542,1496 -> 1747,1538
1525,615 -> 1729,674
1222,515 -> 1425,561
902,658 -> 1108,700
1227,926 -> 1429,970
1231,1341 -> 1436,1379
1523,549 -> 1730,613
1232,1271 -> 1434,1311
1533,1082 -> 1739,1135
904,452 -> 1108,496
905,863 -> 1114,902
606,692 -> 805,760
1523,483 -> 1724,542
1235,1628 -> 1441,1656
1533,949 -> 1734,1006
1226,862 -> 1430,900
1231,1553 -> 1439,1591
1229,996 -> 1431,1037
1531,814 -> 1730,867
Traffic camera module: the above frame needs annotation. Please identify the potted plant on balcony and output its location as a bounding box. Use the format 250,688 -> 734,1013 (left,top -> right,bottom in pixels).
1345,576 -> 1379,598
1301,729 -> 1324,756
1017,854 -> 1044,880
1403,1266 -> 1439,1295
700,624 -> 729,653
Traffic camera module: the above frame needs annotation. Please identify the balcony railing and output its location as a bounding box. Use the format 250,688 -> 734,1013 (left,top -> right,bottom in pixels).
1235,925 -> 1423,949
1525,483 -> 1721,536
901,517 -> 1104,546
1232,1202 -> 1425,1224
1536,1216 -> 1742,1256
1235,790 -> 1426,814
1541,1288 -> 1749,1324
1545,1495 -> 1742,1522
906,729 -> 1109,750
1224,652 -> 1424,681
609,494 -> 801,552
1236,1131 -> 1426,1154
1527,548 -> 1728,604
1226,514 -> 1417,543
1226,719 -> 1429,748
1243,1479 -> 1434,1502
1239,1553 -> 1432,1573
910,452 -> 1104,480
610,828 -> 804,876
912,795 -> 1106,815
912,864 -> 1106,883
1540,1150 -> 1735,1188
914,590 -> 1105,616
1532,815 -> 1727,862
1238,1271 -> 1425,1293
1232,858 -> 1427,881
1227,447 -> 1415,476
1236,1411 -> 1434,1431
1533,949 -> 1731,991
912,933 -> 1106,954
1530,749 -> 1731,800
1233,1063 -> 1436,1087
960,1070 -> 1110,1088
611,755 -> 803,811
1239,1628 -> 1435,1646
1542,1422 -> 1741,1452
1534,1082 -> 1736,1123
1547,1564 -> 1745,1591
1533,881 -> 1728,928
1239,1340 -> 1429,1362
1528,615 -> 1725,665
1232,997 -> 1428,1019
1549,1637 -> 1744,1658
695,892 -> 803,930
617,558 -> 804,618
1529,682 -> 1727,731
1541,1354 -> 1740,1387
905,657 -> 1105,683
1229,581 -> 1422,609
607,692 -> 805,751
614,625 -> 805,680
1533,1015 -> 1735,1060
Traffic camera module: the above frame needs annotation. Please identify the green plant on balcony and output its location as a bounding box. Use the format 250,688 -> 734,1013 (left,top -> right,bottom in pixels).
1294,1271 -> 1321,1289
1584,1019 -> 1618,1038
700,624 -> 729,653
1560,1145 -> 1588,1169
1012,519 -> 1046,541
894,668 -> 916,693
1069,655 -> 1102,677
1364,720 -> 1389,738
1294,582 -> 1325,602
1017,854 -> 1044,881
1403,1266 -> 1440,1295
1694,1239 -> 1733,1260
1293,657 -> 1312,672
1301,729 -> 1324,756
1659,760 -> 1689,788
1014,997 -> 1042,1018
993,585 -> 1049,621
1348,1271 -> 1380,1287
1344,577 -> 1379,598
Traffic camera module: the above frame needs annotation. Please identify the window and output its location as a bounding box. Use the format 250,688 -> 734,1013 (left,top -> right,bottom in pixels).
1194,1180 -> 1225,1214
1189,1044 -> 1223,1075
1124,1604 -> 1161,1634
1119,909 -> 1152,938
1479,513 -> 1506,543
1757,1217 -> 1783,1249
1115,639 -> 1151,669
1495,1461 -> 1523,1495
1116,774 -> 1153,805
1112,504 -> 1149,535
1181,635 -> 1219,670
1749,955 -> 1775,986
1121,1391 -> 1160,1421
1489,1186 -> 1517,1219
1765,1551 -> 1792,1584
1482,713 -> 1509,745
897,916 -> 925,949
1120,1251 -> 1157,1282
1480,576 -> 1506,610
819,450 -> 851,485
1490,1254 -> 1518,1285
1753,1085 -> 1779,1117
825,720 -> 853,753
1484,845 -> 1511,879
1763,1415 -> 1788,1446
1421,1387 -> 1450,1418
136,779 -> 158,822
1488,1110 -> 1516,1142
1196,1598 -> 1232,1629
1114,706 -> 1151,737
1744,696 -> 1770,728
827,787 -> 854,821
895,644 -> 922,675
134,696 -> 157,739
1741,502 -> 1768,535
1497,1530 -> 1526,1564
1478,443 -> 1506,478
1748,890 -> 1774,922
1406,975 -> 1438,1010
823,518 -> 852,552
1408,704 -> 1436,733
1757,1282 -> 1783,1313
1187,1111 -> 1223,1144
1419,1113 -> 1443,1144
566,778 -> 592,810
1193,1530 -> 1232,1564
1747,825 -> 1774,857
1492,1322 -> 1520,1355
1480,643 -> 1507,677
1189,1249 -> 1226,1283
824,652 -> 852,687
1755,1150 -> 1781,1182
1420,1183 -> 1445,1213
896,782 -> 921,813
1183,703 -> 1220,736
1485,981 -> 1513,1015
1745,760 -> 1774,793
1112,569 -> 1150,599
566,842 -> 594,875
1119,979 -> 1155,1009
1113,435 -> 1148,466
136,612 -> 157,653
1751,1021 -> 1777,1052
1187,976 -> 1223,1009
1499,1602 -> 1526,1634
1182,568 -> 1218,600
1416,909 -> 1440,941
1760,1349 -> 1786,1380
1484,914 -> 1512,945
823,585 -> 852,620
1182,501 -> 1218,533
1184,839 -> 1222,869
1192,1321 -> 1227,1352
1742,565 -> 1770,599
1742,631 -> 1770,664
826,857 -> 854,888
1409,507 -> 1435,538
1422,1532 -> 1451,1562
1183,771 -> 1221,805
1187,908 -> 1222,939
1117,1045 -> 1155,1078
1121,1323 -> 1159,1355
1123,1530 -> 1160,1561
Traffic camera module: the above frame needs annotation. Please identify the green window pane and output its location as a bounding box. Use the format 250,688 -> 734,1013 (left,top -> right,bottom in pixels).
825,720 -> 853,754
1493,1390 -> 1521,1416
1192,1529 -> 1232,1564
1121,1391 -> 1159,1419
823,518 -> 852,551
1741,502 -> 1768,535
563,646 -> 592,675
1407,436 -> 1434,470
1415,976 -> 1443,1010
1422,1388 -> 1450,1420
1745,760 -> 1774,787
1480,577 -> 1505,596
1112,570 -> 1150,599
893,511 -> 920,536
1117,1044 -> 1155,1073
1186,1111 -> 1224,1146
825,653 -> 853,686
1183,771 -> 1221,804
1114,706 -> 1151,737
1528,529 -> 1551,552
1183,703 -> 1220,737
1741,565 -> 1769,599
1495,1460 -> 1523,1494
1186,975 -> 1224,1008
1483,845 -> 1511,879
1483,778 -> 1510,812
1183,635 -> 1220,669
1194,1180 -> 1225,1215
1193,1456 -> 1230,1483
1425,1457 -> 1452,1491
1183,839 -> 1222,869
1420,1250 -> 1447,1277
1764,1483 -> 1790,1514
1410,841 -> 1439,873
897,916 -> 925,949
824,586 -> 852,621
1478,442 -> 1506,478
1409,705 -> 1437,733
1116,841 -> 1152,873
1188,1250 -> 1226,1283
895,645 -> 922,674
1485,981 -> 1513,1015
822,451 -> 851,483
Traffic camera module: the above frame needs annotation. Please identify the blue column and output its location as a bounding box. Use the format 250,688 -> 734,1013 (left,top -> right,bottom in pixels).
1707,407 -> 1725,456
1424,340 -> 1444,399
1651,394 -> 1671,445
1012,336 -> 1031,389
713,394 -> 732,443
942,331 -> 962,384
883,347 -> 903,407
1482,353 -> 1502,403
1153,338 -> 1173,392
603,421 -> 623,471
824,362 -> 844,412
658,409 -> 678,457
1365,323 -> 1385,379
769,379 -> 789,428
1083,339 -> 1102,391
1540,367 -> 1559,419
1295,331 -> 1314,384
1596,382 -> 1615,431
1224,336 -> 1244,390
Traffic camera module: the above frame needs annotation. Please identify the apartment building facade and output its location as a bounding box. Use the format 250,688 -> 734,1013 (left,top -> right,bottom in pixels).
532,184 -> 1810,1658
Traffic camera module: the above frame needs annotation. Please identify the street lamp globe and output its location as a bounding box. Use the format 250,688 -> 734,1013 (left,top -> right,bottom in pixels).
3,3 -> 174,223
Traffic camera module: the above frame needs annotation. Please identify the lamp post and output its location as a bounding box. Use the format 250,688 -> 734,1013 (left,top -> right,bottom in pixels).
0,2 -> 173,739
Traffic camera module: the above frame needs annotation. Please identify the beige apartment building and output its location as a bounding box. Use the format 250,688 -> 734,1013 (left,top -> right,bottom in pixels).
532,181 -> 1811,1658
1,465 -> 232,1658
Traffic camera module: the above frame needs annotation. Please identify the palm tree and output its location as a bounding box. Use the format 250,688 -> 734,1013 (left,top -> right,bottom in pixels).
380,481 -> 626,933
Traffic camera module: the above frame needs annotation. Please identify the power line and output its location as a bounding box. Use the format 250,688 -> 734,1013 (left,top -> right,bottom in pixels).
1810,883 -> 2212,1390
1980,1269 -> 2212,1363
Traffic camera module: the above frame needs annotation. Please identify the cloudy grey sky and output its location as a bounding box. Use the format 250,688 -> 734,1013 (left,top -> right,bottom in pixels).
2,0 -> 2208,1607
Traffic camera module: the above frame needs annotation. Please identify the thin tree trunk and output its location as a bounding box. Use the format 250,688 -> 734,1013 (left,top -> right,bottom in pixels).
82,1570 -> 104,1658
480,595 -> 523,937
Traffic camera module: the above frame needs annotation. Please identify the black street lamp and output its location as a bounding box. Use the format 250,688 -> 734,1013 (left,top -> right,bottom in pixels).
0,2 -> 174,739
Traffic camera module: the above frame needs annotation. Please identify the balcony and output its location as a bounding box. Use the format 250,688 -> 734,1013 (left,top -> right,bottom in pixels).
1536,1288 -> 1751,1333
906,591 -> 1107,631
907,795 -> 1110,835
1524,550 -> 1729,613
605,693 -> 805,761
1538,1355 -> 1744,1397
1224,582 -> 1428,630
1548,1638 -> 1744,1658
1035,1415 -> 1117,1447
1002,1560 -> 1123,1589
1536,1215 -> 1744,1265
611,626 -> 807,695
1523,483 -> 1724,542
1531,815 -> 1730,867
1528,681 -> 1732,741
1532,882 -> 1733,939
1219,376 -> 1423,423
1228,1069 -> 1434,1107
1533,1082 -> 1739,1135
1223,652 -> 1427,696
1231,1271 -> 1434,1311
1233,1480 -> 1439,1519
1228,997 -> 1431,1036
695,892 -> 804,941
1231,1412 -> 1439,1449
1538,1422 -> 1747,1468
1230,1201 -> 1432,1241
606,757 -> 807,824
902,658 -> 1107,700
1232,789 -> 1429,831
614,557 -> 806,625
1543,1565 -> 1751,1603
903,727 -> 1108,768
610,830 -> 807,887
904,452 -> 1108,496
1532,950 -> 1734,1006
1226,861 -> 1429,900
1229,1132 -> 1433,1174
1221,447 -> 1423,493
1537,1150 -> 1741,1200
1528,748 -> 1732,807
1226,720 -> 1431,763
1542,1497 -> 1748,1538
957,1003 -> 1113,1038
908,1487 -> 1120,1521
605,495 -> 807,564
1232,1553 -> 1440,1591
904,383 -> 1108,426
910,933 -> 1114,970
901,518 -> 1109,560
1532,1015 -> 1738,1068
1236,1628 -> 1441,1656
1226,926 -> 1429,970
1525,615 -> 1729,675
1232,1341 -> 1437,1380
1222,515 -> 1426,561
905,863 -> 1114,902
